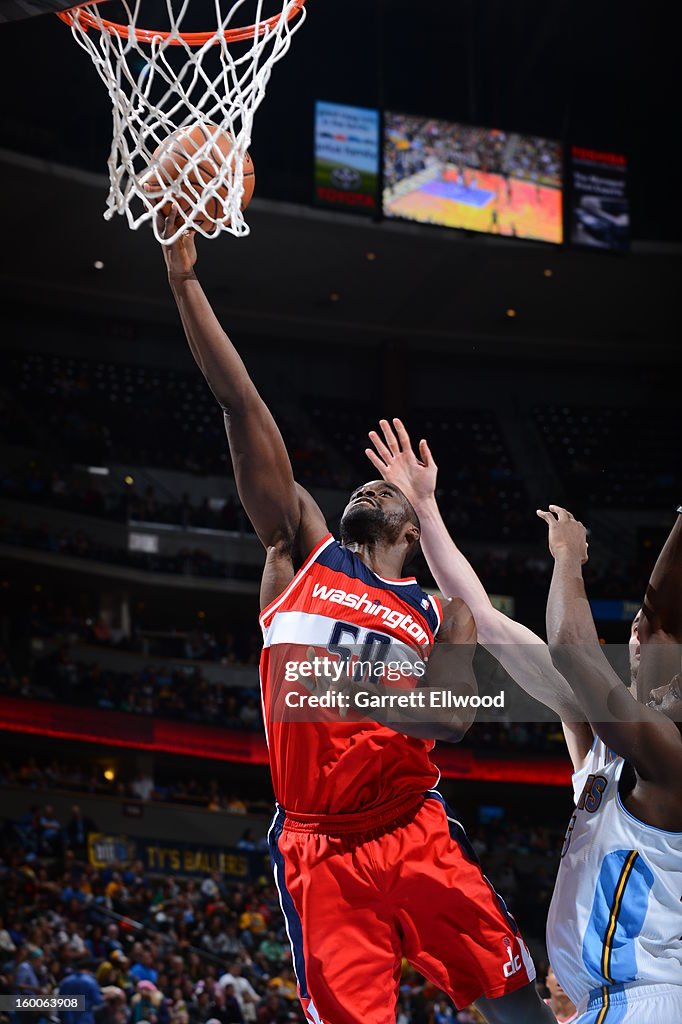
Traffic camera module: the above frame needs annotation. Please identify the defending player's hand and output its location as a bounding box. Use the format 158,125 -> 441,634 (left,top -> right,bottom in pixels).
537,505 -> 589,564
366,418 -> 437,506
156,205 -> 198,280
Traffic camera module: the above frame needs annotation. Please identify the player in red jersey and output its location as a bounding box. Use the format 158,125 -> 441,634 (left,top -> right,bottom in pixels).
158,212 -> 554,1024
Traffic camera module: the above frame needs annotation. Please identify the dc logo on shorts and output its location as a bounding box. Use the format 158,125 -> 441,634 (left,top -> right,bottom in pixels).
502,937 -> 522,978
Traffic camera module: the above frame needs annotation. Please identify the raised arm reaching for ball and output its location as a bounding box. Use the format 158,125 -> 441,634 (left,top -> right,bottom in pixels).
366,417 -> 592,770
158,209 -> 328,610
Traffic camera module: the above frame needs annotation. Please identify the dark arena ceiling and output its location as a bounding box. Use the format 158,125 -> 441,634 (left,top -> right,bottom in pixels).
0,0 -> 680,239
0,0 -> 679,359
0,150 -> 678,361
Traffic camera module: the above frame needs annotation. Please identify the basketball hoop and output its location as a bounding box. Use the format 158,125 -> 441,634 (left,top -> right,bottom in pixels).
57,0 -> 308,243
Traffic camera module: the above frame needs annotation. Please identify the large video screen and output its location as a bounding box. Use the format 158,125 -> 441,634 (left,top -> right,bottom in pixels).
383,113 -> 563,244
569,146 -> 630,251
314,101 -> 380,214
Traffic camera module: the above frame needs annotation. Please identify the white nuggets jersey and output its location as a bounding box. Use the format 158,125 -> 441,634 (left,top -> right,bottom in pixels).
547,749 -> 682,1011
571,736 -> 618,803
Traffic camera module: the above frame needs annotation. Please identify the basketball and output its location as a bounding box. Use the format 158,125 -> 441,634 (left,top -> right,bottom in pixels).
141,122 -> 255,234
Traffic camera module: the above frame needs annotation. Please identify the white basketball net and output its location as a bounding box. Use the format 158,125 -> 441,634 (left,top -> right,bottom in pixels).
62,0 -> 307,243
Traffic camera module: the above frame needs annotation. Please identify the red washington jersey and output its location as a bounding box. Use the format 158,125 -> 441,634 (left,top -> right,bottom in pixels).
259,534 -> 443,816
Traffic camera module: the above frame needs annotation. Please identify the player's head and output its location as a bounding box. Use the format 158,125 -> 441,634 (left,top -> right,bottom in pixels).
628,608 -> 642,682
646,672 -> 682,726
340,481 -> 420,565
545,965 -> 564,999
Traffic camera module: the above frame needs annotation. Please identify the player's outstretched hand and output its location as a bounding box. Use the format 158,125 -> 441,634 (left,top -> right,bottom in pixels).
366,418 -> 437,507
537,505 -> 589,564
156,206 -> 197,280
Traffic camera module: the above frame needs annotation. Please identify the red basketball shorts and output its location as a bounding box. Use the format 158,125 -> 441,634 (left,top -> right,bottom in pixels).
268,791 -> 535,1024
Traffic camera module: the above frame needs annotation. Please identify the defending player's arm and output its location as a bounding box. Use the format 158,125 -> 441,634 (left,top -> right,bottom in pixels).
390,595 -> 478,741
366,419 -> 592,769
306,597 -> 478,742
538,505 -> 682,786
159,213 -> 327,593
636,510 -> 682,704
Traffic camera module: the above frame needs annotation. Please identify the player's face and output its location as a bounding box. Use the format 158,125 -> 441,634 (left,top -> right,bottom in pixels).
646,673 -> 682,722
340,481 -> 412,546
628,609 -> 642,681
545,966 -> 565,999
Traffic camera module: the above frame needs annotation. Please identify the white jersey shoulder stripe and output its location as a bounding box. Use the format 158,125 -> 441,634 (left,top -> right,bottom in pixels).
373,571 -> 418,586
262,610 -> 423,666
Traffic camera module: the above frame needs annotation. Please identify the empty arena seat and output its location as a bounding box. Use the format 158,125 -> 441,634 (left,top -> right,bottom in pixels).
533,405 -> 680,507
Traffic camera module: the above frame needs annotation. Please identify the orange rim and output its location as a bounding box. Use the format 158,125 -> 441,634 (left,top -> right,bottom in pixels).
57,0 -> 307,46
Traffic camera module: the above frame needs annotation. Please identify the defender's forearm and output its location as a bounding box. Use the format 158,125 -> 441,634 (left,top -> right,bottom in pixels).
349,646 -> 477,743
415,497 -> 583,721
637,513 -> 682,704
546,552 -> 600,648
546,554 -> 639,730
414,497 -> 497,619
422,639 -> 478,739
640,512 -> 682,640
545,567 -> 677,778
